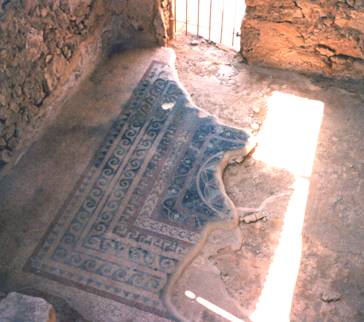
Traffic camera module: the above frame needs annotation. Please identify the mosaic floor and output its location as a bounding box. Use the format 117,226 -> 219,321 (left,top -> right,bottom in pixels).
25,62 -> 250,318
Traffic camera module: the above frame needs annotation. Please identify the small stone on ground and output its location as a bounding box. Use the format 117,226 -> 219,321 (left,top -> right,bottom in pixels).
0,292 -> 56,322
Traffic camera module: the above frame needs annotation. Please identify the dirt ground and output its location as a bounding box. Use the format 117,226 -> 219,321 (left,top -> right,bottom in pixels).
169,34 -> 364,322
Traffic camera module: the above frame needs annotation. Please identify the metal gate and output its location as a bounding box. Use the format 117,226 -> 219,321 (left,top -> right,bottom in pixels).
173,0 -> 246,51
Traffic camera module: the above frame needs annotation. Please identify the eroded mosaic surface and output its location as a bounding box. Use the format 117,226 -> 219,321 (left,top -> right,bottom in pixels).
26,62 -> 249,318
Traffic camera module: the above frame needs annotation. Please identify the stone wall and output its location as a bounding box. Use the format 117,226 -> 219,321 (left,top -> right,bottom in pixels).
102,0 -> 172,51
0,0 -> 171,173
241,0 -> 364,79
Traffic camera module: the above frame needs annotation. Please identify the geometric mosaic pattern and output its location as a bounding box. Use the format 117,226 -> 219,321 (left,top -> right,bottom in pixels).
25,62 -> 249,318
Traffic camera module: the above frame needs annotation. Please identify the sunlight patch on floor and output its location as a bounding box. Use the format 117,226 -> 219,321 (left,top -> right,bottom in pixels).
254,91 -> 324,178
185,290 -> 245,322
250,91 -> 324,322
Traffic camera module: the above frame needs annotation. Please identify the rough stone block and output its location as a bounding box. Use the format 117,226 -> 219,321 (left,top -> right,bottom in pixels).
0,0 -> 170,176
0,292 -> 56,322
241,0 -> 364,79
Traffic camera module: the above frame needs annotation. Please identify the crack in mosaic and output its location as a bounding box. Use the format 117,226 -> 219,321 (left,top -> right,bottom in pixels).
25,61 -> 249,318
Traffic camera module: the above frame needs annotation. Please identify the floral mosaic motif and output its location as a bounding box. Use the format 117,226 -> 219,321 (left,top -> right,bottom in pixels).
25,61 -> 250,318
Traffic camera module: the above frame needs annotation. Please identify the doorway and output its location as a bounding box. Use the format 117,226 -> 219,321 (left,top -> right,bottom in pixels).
174,0 -> 246,51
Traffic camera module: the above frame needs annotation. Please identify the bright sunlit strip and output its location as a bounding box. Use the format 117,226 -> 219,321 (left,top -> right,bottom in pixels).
250,91 -> 324,322
184,290 -> 245,322
161,102 -> 175,110
250,177 -> 309,322
254,91 -> 324,177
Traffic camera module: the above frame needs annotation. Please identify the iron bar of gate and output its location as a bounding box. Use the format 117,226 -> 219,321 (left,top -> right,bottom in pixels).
208,0 -> 212,41
220,0 -> 225,43
232,0 -> 238,46
174,0 -> 177,35
197,0 -> 200,36
185,0 -> 188,35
